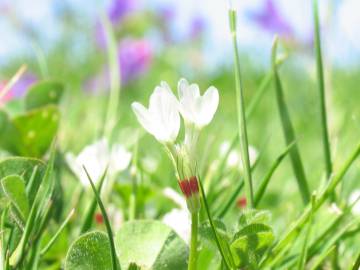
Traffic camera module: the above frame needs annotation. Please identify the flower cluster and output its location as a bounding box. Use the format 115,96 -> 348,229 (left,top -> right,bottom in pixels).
132,78 -> 219,213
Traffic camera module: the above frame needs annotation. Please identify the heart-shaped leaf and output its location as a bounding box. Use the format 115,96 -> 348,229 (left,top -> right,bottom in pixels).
25,80 -> 64,110
0,106 -> 59,157
0,157 -> 45,205
115,220 -> 188,270
230,223 -> 274,268
1,175 -> 29,220
65,231 -> 112,270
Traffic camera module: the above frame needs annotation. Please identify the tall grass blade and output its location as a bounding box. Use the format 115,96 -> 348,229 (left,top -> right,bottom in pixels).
254,141 -> 295,207
352,252 -> 360,270
83,166 -> 119,270
228,8 -> 254,208
309,245 -> 336,270
271,37 -> 310,204
312,0 -> 332,178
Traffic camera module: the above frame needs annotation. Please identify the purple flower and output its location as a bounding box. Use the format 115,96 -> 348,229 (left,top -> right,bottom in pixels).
248,0 -> 292,37
85,38 -> 152,92
108,0 -> 135,24
10,73 -> 37,98
190,16 -> 206,39
118,38 -> 152,84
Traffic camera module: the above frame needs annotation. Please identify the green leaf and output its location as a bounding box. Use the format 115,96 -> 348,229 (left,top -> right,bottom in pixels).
25,80 -> 64,110
12,105 -> 59,157
115,220 -> 188,270
230,223 -> 274,269
0,157 -> 45,204
1,175 -> 29,220
0,106 -> 59,157
65,231 -> 112,270
0,110 -> 22,154
238,209 -> 272,229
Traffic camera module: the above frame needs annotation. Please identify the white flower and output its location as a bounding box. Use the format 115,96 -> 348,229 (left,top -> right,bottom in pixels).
177,78 -> 219,128
131,82 -> 180,143
66,138 -> 132,187
220,141 -> 258,170
349,190 -> 360,215
162,187 -> 191,243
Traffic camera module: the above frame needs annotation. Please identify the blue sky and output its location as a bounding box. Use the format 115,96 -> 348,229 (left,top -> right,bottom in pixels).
1,0 -> 360,68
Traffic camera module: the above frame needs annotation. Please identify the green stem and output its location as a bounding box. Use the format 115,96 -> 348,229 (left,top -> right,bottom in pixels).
229,8 -> 254,208
188,212 -> 198,270
313,0 -> 332,178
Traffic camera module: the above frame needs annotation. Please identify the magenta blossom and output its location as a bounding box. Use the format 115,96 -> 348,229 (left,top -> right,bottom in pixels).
85,38 -> 152,92
248,0 -> 293,37
118,39 -> 152,84
0,73 -> 37,104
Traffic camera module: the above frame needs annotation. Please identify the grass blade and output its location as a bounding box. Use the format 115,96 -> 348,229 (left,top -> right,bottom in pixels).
40,209 -> 75,256
352,252 -> 360,270
313,0 -> 332,178
309,245 -> 336,270
198,178 -> 234,269
83,166 -> 119,270
80,169 -> 108,233
229,8 -> 254,208
261,141 -> 360,267
271,37 -> 310,204
254,141 -> 295,207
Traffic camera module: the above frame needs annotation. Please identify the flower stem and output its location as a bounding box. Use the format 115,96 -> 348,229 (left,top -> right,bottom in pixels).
228,8 -> 254,208
188,212 -> 198,270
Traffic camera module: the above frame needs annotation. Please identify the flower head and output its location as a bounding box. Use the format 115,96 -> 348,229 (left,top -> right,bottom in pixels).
66,138 -> 132,187
131,82 -> 180,143
177,78 -> 219,128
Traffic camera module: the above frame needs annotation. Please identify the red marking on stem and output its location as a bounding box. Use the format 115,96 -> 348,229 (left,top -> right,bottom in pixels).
189,176 -> 199,194
178,179 -> 192,198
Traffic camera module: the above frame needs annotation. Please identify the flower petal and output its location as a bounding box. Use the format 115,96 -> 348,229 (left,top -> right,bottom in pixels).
131,102 -> 156,137
197,86 -> 219,127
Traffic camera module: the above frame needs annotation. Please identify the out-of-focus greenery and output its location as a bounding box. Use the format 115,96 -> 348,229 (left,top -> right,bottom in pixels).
1,0 -> 360,269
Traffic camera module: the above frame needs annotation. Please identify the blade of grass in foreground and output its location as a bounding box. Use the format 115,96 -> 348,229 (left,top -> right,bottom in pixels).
229,7 -> 254,208
80,168 -> 108,233
271,37 -> 310,204
198,178 -> 234,269
312,0 -> 332,178
261,141 -> 360,267
254,141 -> 295,207
352,252 -> 360,270
83,166 -> 119,270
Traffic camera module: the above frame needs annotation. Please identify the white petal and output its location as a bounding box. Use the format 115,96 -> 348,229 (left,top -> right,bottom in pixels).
196,86 -> 219,127
131,102 -> 157,137
109,145 -> 132,173
177,79 -> 199,123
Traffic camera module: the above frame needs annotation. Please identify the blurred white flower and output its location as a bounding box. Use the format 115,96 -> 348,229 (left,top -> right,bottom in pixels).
66,138 -> 132,187
177,78 -> 219,128
162,187 -> 190,242
220,141 -> 258,170
132,82 -> 180,143
349,190 -> 360,215
163,208 -> 191,243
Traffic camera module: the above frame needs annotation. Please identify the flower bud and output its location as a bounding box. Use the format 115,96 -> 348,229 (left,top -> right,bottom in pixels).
178,176 -> 200,213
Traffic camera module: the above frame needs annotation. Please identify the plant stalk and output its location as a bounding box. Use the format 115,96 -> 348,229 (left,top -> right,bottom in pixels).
228,8 -> 254,208
188,212 -> 198,270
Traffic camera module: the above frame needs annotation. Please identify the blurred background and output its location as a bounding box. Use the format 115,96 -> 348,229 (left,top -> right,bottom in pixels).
1,0 -> 360,230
